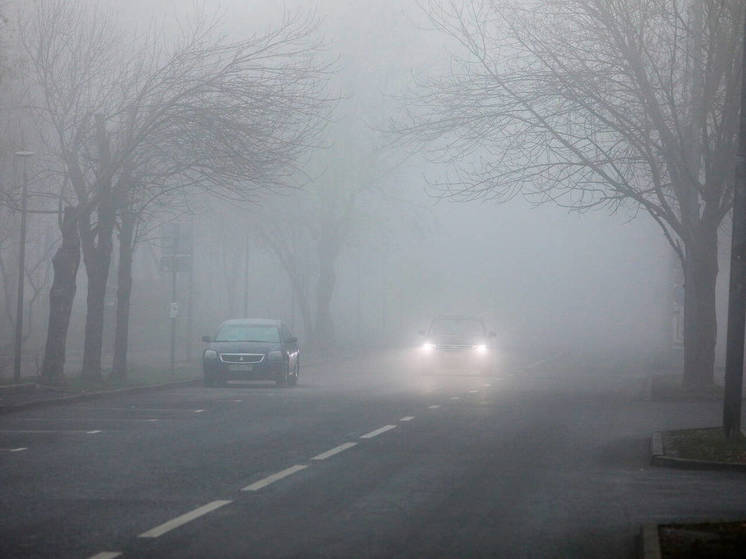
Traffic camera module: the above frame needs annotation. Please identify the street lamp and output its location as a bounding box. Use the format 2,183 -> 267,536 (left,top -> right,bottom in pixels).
13,150 -> 34,384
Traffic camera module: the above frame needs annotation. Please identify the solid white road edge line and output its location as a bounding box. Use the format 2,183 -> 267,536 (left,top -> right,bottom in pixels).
360,425 -> 397,439
311,442 -> 357,461
399,416 -> 415,422
428,405 -> 440,409
242,465 -> 308,491
87,552 -> 122,559
138,500 -> 232,538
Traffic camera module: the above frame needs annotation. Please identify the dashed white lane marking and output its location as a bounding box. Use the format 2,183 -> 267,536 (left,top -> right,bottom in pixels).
193,409 -> 206,414
0,447 -> 27,452
450,396 -> 461,400
87,552 -> 122,559
483,383 -> 492,387
0,429 -> 100,434
242,465 -> 308,491
15,417 -> 156,423
312,442 -> 357,461
399,416 -> 415,422
138,500 -> 232,538
86,430 -> 102,435
468,389 -> 478,393
360,425 -> 397,439
428,405 -> 440,409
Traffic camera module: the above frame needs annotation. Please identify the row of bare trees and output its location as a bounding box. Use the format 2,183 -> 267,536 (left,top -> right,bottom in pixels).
2,1 -> 333,383
400,0 -> 744,389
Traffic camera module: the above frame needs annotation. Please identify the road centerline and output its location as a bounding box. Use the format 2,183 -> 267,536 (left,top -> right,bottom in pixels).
360,425 -> 397,439
428,404 -> 441,409
138,500 -> 232,538
312,442 -> 357,461
242,465 -> 308,491
399,416 -> 415,422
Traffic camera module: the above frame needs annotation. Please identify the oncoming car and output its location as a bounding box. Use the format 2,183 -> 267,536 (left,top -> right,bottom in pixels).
417,315 -> 496,375
201,319 -> 300,387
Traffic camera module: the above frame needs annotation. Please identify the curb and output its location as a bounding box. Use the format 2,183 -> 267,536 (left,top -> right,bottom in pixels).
639,524 -> 661,559
650,431 -> 746,472
0,379 -> 200,415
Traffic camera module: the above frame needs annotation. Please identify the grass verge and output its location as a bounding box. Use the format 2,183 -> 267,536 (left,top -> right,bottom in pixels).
48,364 -> 200,393
659,521 -> 746,559
662,427 -> 746,463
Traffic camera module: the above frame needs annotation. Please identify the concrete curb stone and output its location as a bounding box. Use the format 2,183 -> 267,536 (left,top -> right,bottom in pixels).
639,524 -> 661,559
0,378 -> 200,415
650,431 -> 746,472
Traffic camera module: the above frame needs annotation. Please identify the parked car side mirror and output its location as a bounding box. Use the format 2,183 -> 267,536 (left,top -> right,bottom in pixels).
286,336 -> 298,344
201,336 -> 212,343
488,331 -> 497,338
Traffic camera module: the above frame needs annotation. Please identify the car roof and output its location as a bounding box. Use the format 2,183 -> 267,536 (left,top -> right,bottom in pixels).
220,318 -> 282,327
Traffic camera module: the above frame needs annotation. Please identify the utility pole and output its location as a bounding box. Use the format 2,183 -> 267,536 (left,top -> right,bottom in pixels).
243,230 -> 250,317
170,258 -> 177,374
12,151 -> 34,383
722,10 -> 746,439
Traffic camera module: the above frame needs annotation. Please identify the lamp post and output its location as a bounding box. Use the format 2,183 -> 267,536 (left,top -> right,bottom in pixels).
12,150 -> 34,383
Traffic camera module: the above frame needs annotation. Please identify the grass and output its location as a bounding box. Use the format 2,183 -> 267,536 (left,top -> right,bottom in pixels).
662,427 -> 746,463
42,363 -> 200,393
659,521 -> 746,559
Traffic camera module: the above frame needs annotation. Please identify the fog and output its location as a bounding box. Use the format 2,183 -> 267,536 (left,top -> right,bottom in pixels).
0,0 -> 736,380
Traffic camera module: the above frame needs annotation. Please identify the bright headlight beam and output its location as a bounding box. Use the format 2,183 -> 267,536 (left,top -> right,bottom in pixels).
474,344 -> 488,354
421,342 -> 435,352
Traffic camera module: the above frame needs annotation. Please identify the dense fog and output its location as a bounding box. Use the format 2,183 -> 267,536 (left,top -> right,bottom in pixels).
0,0 -> 738,380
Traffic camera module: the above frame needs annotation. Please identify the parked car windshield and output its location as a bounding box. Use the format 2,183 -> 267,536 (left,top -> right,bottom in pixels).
429,318 -> 484,338
215,324 -> 280,343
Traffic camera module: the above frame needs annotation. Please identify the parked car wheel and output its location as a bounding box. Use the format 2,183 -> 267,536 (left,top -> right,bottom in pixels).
288,359 -> 299,386
276,362 -> 289,386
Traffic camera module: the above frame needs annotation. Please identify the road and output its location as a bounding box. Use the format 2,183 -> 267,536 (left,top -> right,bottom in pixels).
1,349 -> 745,558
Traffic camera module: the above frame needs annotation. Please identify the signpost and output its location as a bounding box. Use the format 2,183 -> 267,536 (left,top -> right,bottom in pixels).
161,222 -> 193,374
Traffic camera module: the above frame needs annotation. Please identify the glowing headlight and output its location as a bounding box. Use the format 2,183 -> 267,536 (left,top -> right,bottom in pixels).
268,351 -> 283,360
474,344 -> 488,355
421,342 -> 436,353
203,349 -> 218,360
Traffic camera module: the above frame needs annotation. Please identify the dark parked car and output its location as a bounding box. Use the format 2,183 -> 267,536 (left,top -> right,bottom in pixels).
417,315 -> 496,375
201,319 -> 300,387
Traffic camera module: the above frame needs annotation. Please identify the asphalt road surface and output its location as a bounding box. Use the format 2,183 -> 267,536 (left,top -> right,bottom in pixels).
2,349 -> 745,559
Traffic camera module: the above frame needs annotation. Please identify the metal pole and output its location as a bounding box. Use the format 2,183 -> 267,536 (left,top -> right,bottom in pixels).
243,230 -> 249,317
722,9 -> 746,439
13,152 -> 33,383
170,259 -> 177,374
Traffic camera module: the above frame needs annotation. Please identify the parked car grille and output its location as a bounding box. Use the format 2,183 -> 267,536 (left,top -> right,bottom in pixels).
219,353 -> 265,364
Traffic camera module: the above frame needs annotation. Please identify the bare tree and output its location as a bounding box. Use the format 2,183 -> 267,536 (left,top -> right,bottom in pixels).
399,0 -> 744,388
21,1 -> 332,381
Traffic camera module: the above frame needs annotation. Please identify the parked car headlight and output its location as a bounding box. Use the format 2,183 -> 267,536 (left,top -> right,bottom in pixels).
203,349 -> 218,360
473,344 -> 488,354
268,351 -> 283,360
421,342 -> 435,353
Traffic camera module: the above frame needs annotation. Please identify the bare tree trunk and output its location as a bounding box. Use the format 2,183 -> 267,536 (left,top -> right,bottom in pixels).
682,225 -> 719,389
79,201 -> 115,380
41,207 -> 80,383
314,238 -> 337,349
79,115 -> 115,381
111,210 -> 135,380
